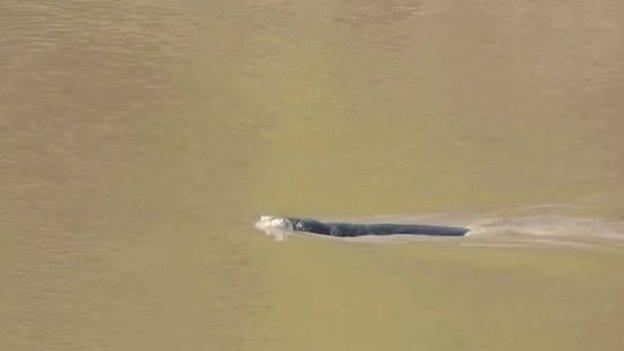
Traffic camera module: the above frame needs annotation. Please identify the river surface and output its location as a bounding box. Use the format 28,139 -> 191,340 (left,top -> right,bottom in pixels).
1,1 -> 624,350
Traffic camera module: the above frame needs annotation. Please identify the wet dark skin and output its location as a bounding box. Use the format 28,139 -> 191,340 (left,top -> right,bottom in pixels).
286,218 -> 469,237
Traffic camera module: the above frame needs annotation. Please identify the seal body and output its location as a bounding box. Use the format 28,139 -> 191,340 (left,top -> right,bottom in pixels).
286,217 -> 469,237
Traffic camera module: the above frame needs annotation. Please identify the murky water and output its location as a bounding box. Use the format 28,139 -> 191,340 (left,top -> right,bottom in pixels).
2,1 -> 624,350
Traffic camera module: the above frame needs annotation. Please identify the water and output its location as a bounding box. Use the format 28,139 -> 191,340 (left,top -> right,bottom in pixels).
1,1 -> 624,350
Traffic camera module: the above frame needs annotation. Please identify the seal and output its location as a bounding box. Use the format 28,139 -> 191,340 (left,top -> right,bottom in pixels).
285,217 -> 470,237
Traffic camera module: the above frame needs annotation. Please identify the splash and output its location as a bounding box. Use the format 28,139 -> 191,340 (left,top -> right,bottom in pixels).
254,216 -> 295,241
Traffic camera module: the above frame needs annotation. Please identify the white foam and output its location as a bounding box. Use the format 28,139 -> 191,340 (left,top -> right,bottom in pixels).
254,216 -> 295,241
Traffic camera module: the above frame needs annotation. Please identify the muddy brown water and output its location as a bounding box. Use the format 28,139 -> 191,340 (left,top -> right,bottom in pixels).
2,1 -> 624,350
